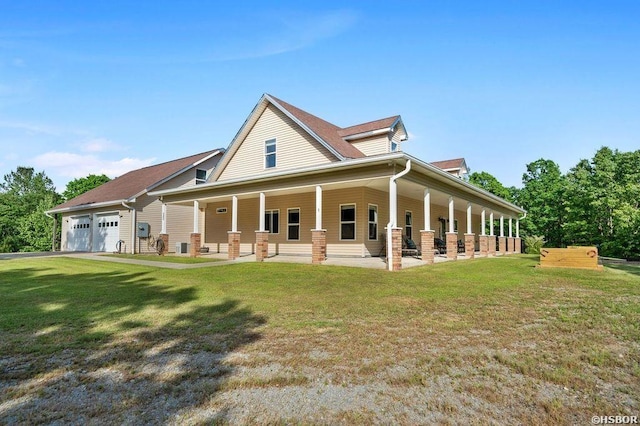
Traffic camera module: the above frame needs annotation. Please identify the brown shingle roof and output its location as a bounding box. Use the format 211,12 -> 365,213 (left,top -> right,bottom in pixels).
50,150 -> 222,211
430,158 -> 466,170
268,95 -> 366,159
338,116 -> 400,138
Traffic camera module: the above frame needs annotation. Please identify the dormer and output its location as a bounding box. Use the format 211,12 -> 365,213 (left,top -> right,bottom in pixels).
338,116 -> 408,156
431,158 -> 470,180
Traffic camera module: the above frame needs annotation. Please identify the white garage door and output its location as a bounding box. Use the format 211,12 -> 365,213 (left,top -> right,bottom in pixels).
67,216 -> 91,251
93,214 -> 120,252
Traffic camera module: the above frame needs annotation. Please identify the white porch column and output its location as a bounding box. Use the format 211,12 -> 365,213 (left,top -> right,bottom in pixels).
466,202 -> 472,235
161,203 -> 167,234
259,192 -> 266,232
509,217 -> 513,238
193,200 -> 199,234
423,188 -> 431,231
481,208 -> 486,236
500,215 -> 505,237
489,212 -> 494,236
315,185 -> 323,230
516,219 -> 520,238
448,196 -> 455,234
231,195 -> 238,232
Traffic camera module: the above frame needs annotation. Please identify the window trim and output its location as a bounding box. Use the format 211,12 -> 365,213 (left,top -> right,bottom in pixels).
339,203 -> 356,241
368,204 -> 378,241
264,138 -> 277,169
265,209 -> 280,234
405,210 -> 413,240
287,207 -> 300,241
195,168 -> 207,185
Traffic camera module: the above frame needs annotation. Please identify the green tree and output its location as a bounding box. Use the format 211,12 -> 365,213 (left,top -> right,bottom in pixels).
468,171 -> 513,201
0,167 -> 61,252
62,174 -> 110,201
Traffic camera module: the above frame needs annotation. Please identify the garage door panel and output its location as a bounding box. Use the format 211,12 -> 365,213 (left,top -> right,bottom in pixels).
94,214 -> 120,252
67,216 -> 91,251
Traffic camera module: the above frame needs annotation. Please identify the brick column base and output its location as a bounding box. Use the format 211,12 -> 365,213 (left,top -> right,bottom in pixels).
515,237 -> 522,254
158,233 -> 169,255
391,228 -> 403,271
228,231 -> 241,260
479,235 -> 488,257
255,231 -> 269,262
311,229 -> 327,264
488,236 -> 497,257
507,237 -> 515,254
446,232 -> 458,260
464,233 -> 475,259
499,237 -> 507,255
190,233 -> 201,258
420,230 -> 435,264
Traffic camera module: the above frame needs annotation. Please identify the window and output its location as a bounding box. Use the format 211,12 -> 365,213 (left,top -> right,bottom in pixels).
340,204 -> 356,240
287,208 -> 300,240
265,138 -> 276,169
391,140 -> 398,152
195,169 -> 207,184
405,211 -> 413,240
368,205 -> 378,240
265,210 -> 279,234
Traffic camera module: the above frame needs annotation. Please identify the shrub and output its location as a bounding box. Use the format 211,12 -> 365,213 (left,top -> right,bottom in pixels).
524,235 -> 545,254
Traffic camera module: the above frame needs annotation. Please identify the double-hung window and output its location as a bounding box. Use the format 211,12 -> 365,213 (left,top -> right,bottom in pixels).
265,138 -> 276,169
340,204 -> 356,240
368,205 -> 378,240
405,211 -> 413,240
287,208 -> 300,241
265,210 -> 279,234
195,169 -> 207,185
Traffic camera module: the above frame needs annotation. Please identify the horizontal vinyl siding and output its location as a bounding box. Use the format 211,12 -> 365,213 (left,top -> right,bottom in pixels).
153,156 -> 221,192
350,135 -> 390,157
218,105 -> 336,181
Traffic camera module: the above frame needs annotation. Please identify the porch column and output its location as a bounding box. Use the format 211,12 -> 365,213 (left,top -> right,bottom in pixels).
255,192 -> 268,261
387,176 -> 402,271
498,215 -> 507,255
312,185 -> 326,264
464,202 -> 475,259
488,212 -> 496,257
508,217 -> 515,254
228,195 -> 241,260
190,200 -> 201,257
158,203 -> 169,255
446,196 -> 457,260
515,218 -> 522,253
420,188 -> 434,264
479,208 -> 488,257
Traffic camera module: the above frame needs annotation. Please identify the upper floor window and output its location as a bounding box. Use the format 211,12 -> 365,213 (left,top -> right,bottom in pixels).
265,138 -> 276,169
195,169 -> 207,185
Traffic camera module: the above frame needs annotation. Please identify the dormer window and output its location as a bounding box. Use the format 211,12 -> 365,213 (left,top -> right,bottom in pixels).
195,169 -> 207,185
265,138 -> 276,169
391,140 -> 399,152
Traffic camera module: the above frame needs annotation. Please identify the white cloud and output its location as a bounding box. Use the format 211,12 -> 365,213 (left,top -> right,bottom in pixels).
79,137 -> 123,153
32,151 -> 156,180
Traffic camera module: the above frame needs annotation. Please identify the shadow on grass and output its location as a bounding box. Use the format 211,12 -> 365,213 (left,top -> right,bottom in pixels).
0,262 -> 264,424
604,262 -> 640,277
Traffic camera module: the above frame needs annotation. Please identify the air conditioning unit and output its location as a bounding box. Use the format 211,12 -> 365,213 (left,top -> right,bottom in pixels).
175,242 -> 190,254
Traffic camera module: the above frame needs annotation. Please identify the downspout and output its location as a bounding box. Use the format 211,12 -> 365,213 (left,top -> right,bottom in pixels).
387,159 -> 412,271
122,201 -> 136,254
44,211 -> 56,252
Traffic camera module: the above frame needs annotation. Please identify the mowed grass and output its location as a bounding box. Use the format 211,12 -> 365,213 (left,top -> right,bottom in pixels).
0,255 -> 638,424
100,253 -> 224,263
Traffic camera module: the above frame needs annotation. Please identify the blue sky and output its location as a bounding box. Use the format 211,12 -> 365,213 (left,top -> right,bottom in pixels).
1,1 -> 638,191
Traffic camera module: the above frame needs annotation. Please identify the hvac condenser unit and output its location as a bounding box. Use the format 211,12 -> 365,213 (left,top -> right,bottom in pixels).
175,242 -> 190,254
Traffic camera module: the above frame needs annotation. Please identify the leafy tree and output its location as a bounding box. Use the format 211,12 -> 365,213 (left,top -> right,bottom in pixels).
62,174 -> 110,201
0,167 -> 61,252
468,171 -> 513,201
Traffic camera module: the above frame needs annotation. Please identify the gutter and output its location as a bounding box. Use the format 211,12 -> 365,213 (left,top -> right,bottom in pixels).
121,201 -> 136,254
342,127 -> 391,141
387,159 -> 411,271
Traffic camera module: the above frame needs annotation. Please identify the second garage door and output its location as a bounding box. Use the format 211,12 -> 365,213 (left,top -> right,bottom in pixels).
93,213 -> 120,252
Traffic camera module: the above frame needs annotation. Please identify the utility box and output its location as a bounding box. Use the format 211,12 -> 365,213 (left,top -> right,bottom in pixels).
176,242 -> 190,254
137,222 -> 150,238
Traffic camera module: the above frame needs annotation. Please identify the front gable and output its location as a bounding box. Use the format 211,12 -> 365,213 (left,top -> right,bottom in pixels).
152,154 -> 223,192
216,103 -> 338,181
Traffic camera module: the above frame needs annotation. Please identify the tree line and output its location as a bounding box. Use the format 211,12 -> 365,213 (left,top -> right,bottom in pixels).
1,146 -> 638,259
470,146 -> 640,260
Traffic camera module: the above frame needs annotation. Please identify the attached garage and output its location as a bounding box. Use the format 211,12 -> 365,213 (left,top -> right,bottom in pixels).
67,216 -> 91,251
93,213 -> 120,252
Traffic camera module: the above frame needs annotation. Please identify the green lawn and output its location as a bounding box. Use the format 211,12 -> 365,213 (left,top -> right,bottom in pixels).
0,255 -> 638,424
100,253 -> 224,263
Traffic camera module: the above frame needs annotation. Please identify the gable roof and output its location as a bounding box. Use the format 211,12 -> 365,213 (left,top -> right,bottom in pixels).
338,116 -> 401,139
431,158 -> 467,171
48,149 -> 222,213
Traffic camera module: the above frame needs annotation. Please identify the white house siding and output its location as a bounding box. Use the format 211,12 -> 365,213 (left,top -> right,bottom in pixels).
217,104 -> 337,181
349,134 -> 390,157
153,156 -> 221,192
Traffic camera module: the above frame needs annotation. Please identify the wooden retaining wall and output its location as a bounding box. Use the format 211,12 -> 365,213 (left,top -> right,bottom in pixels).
539,246 -> 603,270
